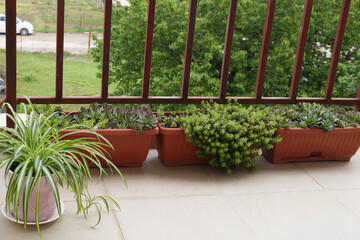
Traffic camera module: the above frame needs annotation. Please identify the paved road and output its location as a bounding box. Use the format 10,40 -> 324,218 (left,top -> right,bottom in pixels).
0,32 -> 103,55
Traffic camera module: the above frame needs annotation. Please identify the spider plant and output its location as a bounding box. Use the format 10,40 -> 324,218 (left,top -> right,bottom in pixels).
0,98 -> 126,237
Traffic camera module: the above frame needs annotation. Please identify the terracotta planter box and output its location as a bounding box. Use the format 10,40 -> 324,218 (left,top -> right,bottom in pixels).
156,125 -> 211,167
60,127 -> 159,167
262,127 -> 360,164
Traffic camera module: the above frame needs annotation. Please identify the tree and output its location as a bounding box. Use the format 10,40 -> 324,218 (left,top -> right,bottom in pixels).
91,0 -> 360,99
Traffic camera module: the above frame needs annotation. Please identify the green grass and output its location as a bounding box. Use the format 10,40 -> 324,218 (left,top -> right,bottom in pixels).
0,50 -> 116,111
0,0 -> 104,33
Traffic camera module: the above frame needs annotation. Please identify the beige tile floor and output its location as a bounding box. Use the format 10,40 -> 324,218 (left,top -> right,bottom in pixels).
1,149 -> 360,240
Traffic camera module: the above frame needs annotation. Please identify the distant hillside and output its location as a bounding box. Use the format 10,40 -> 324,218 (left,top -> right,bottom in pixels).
0,0 -> 104,33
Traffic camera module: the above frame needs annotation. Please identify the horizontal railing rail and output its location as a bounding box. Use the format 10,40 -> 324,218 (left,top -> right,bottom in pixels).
4,0 -> 357,127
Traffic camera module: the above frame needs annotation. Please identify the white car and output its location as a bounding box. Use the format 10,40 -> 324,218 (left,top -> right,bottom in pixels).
0,14 -> 34,36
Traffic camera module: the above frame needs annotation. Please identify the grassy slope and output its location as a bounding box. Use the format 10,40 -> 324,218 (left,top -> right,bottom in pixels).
0,50 -> 116,111
0,0 -> 104,33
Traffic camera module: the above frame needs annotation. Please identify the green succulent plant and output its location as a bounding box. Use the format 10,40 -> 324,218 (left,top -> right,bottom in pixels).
270,103 -> 360,132
156,111 -> 189,128
46,103 -> 157,133
181,100 -> 282,174
0,98 -> 126,237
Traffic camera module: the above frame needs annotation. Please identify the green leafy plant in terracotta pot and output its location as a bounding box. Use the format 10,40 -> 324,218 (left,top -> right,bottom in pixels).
263,103 -> 360,163
44,103 -> 159,167
0,99 -> 126,236
181,100 -> 282,174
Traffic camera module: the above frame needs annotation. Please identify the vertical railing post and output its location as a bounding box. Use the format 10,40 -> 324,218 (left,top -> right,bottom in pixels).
289,0 -> 313,100
5,0 -> 17,128
142,0 -> 156,100
324,0 -> 351,100
56,0 -> 65,101
357,77 -> 360,111
101,0 -> 113,101
219,0 -> 238,103
181,0 -> 197,100
254,0 -> 276,100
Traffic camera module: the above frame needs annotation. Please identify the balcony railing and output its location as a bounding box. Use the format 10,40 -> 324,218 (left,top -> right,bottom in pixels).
3,0 -> 357,127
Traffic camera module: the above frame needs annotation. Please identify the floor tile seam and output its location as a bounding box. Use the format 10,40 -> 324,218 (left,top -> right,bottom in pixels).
5,199 -> 126,239
101,176 -> 126,240
326,187 -> 360,191
324,189 -> 360,222
108,168 -> 322,180
294,163 -> 326,189
113,189 -> 329,201
109,208 -> 126,240
222,195 -> 259,238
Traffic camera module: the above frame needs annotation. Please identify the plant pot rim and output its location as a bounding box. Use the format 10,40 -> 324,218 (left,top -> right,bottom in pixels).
60,127 -> 159,136
276,127 -> 360,134
158,125 -> 185,134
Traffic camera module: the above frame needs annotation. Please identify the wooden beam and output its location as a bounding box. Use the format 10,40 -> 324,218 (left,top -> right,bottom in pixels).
101,0 -> 113,100
5,0 -> 17,127
289,0 -> 313,99
181,0 -> 197,100
142,0 -> 156,99
324,0 -> 351,100
55,0 -> 65,101
254,0 -> 276,99
219,0 -> 238,102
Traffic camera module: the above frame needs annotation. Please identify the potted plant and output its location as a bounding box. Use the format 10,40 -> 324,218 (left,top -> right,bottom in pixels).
262,103 -> 360,163
155,112 -> 212,167
0,98 -> 126,236
180,100 -> 281,174
46,103 -> 159,167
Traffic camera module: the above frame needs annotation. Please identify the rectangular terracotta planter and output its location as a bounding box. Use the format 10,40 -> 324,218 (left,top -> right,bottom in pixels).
60,127 -> 159,167
262,127 -> 360,164
156,125 -> 211,167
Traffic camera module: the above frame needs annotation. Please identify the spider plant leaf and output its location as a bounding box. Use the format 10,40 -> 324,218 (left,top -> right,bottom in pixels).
22,167 -> 34,229
13,159 -> 31,221
1,97 -> 126,236
41,166 -> 62,219
35,178 -> 42,238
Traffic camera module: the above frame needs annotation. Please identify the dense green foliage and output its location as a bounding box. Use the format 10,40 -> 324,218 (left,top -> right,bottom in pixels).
91,0 -> 360,99
0,51 -> 115,109
157,103 -> 360,173
44,103 -> 157,133
270,103 -> 360,132
157,111 -> 188,128
180,101 -> 282,174
0,99 -> 125,236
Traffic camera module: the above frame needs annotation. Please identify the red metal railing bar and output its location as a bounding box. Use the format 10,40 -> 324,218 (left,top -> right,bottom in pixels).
19,96 -> 359,106
324,0 -> 352,100
5,0 -> 360,112
101,0 -> 112,100
181,0 -> 197,100
289,0 -> 313,100
55,0 -> 65,101
142,0 -> 156,100
235,97 -> 360,105
17,96 -> 102,104
254,0 -> 276,99
0,97 -> 6,106
357,79 -> 360,111
219,0 -> 238,102
5,0 -> 17,127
